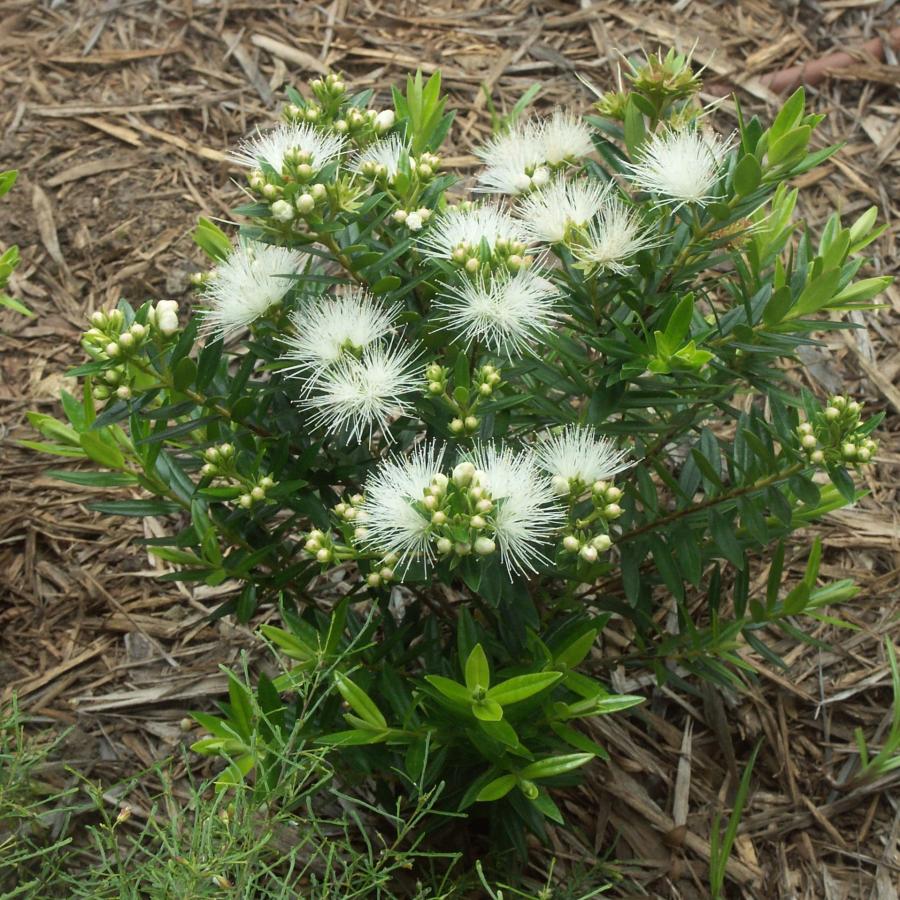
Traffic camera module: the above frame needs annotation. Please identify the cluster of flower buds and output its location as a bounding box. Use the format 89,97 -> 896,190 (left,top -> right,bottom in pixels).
364,552 -> 399,589
82,304 -> 176,401
450,235 -> 533,275
425,363 -> 449,396
310,72 -> 347,105
392,207 -> 432,232
199,442 -> 236,479
333,493 -> 367,530
449,414 -> 480,436
425,463 -> 498,558
561,531 -> 613,564
474,364 -> 502,398
797,395 -> 877,468
591,480 -> 624,519
198,443 -> 277,507
627,47 -> 703,105
335,107 -> 396,140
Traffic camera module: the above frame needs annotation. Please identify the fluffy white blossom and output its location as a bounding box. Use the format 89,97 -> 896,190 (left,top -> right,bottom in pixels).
297,340 -> 420,442
466,444 -> 565,574
626,127 -> 734,207
534,426 -> 633,494
417,203 -> 528,262
539,109 -> 595,165
571,196 -> 658,274
280,289 -> 398,380
352,134 -> 409,180
475,110 -> 594,196
433,270 -> 560,356
200,242 -> 306,337
516,175 -> 610,244
231,121 -> 345,174
475,122 -> 549,195
360,442 -> 446,566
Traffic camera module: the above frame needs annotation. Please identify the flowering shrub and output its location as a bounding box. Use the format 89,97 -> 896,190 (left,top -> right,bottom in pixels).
28,54 -> 889,859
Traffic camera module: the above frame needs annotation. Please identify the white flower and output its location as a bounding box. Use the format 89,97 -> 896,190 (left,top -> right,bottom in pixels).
351,134 -> 409,181
626,127 -> 734,207
280,288 -> 398,380
405,211 -> 424,231
360,442 -> 446,566
516,175 -> 610,244
572,196 -> 658,274
231,121 -> 345,174
465,444 -> 565,575
534,426 -> 633,491
433,269 -> 560,356
297,340 -> 421,442
417,203 -> 528,262
474,110 -> 594,196
200,242 -> 306,337
271,199 -> 294,222
538,109 -> 594,165
475,121 -> 548,196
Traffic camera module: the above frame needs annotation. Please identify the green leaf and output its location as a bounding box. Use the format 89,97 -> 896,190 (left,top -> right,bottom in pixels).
519,753 -> 594,780
78,432 -> 125,469
0,293 -> 32,316
424,675 -> 471,705
371,275 -> 401,294
173,357 -> 197,392
333,672 -> 387,729
549,722 -> 609,759
87,499 -> 182,517
192,216 -> 232,261
733,153 -> 762,196
768,125 -> 811,166
0,170 -> 17,197
664,294 -> 694,346
472,699 -> 504,721
47,469 -> 137,487
554,628 -> 598,669
486,671 -> 561,706
465,643 -> 490,692
475,774 -> 517,802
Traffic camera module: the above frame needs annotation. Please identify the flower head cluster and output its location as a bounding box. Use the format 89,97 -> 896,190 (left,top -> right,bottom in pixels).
354,440 -> 569,577
433,270 -> 560,356
199,242 -> 307,338
516,176 -> 611,244
296,340 -> 420,443
281,288 -> 398,380
797,395 -> 878,469
417,203 -> 532,272
534,426 -> 634,496
475,110 -> 594,196
232,121 -> 345,176
571,196 -> 658,275
627,126 -> 734,208
352,134 -> 409,181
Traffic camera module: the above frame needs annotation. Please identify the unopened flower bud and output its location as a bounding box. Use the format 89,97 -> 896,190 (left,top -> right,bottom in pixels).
260,476 -> 275,489
91,310 -> 107,327
591,534 -> 612,552
366,572 -> 382,588
474,536 -> 495,556
475,498 -> 492,514
605,486 -> 623,503
129,323 -> 146,339
431,511 -> 447,526
464,415 -> 478,431
200,463 -> 216,477
449,418 -> 464,434
856,447 -> 870,462
239,493 -> 253,508
379,566 -> 394,580
316,547 -> 332,564
470,515 -> 486,530
105,342 -> 120,358
551,475 -> 570,496
478,383 -> 492,396
296,193 -> 315,214
531,166 -> 550,188
810,449 -> 825,465
847,401 -> 861,415
455,541 -> 472,556
262,183 -> 278,199
251,486 -> 265,501
374,109 -> 395,133
562,535 -> 581,553
271,199 -> 294,222
436,537 -> 453,555
304,538 -> 321,552
580,545 -> 598,563
464,257 -> 480,274
115,385 -> 131,400
604,503 -> 622,519
405,212 -> 424,231
824,407 -> 839,421
354,526 -> 369,541
117,332 -> 134,349
801,434 -> 817,450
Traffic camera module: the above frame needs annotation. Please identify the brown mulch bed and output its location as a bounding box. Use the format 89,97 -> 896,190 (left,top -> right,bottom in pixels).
1,1 -> 898,897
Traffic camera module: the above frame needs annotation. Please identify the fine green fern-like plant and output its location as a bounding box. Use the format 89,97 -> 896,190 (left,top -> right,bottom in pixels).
26,49 -> 889,863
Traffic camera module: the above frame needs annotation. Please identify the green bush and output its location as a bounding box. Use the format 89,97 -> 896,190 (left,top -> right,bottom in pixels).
26,49 -> 889,869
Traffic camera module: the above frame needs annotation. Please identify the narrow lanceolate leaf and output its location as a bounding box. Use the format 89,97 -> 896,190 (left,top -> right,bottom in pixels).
486,671 -> 561,706
465,643 -> 490,692
333,672 -> 387,729
475,774 -> 517,802
519,753 -> 595,780
424,675 -> 471,705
